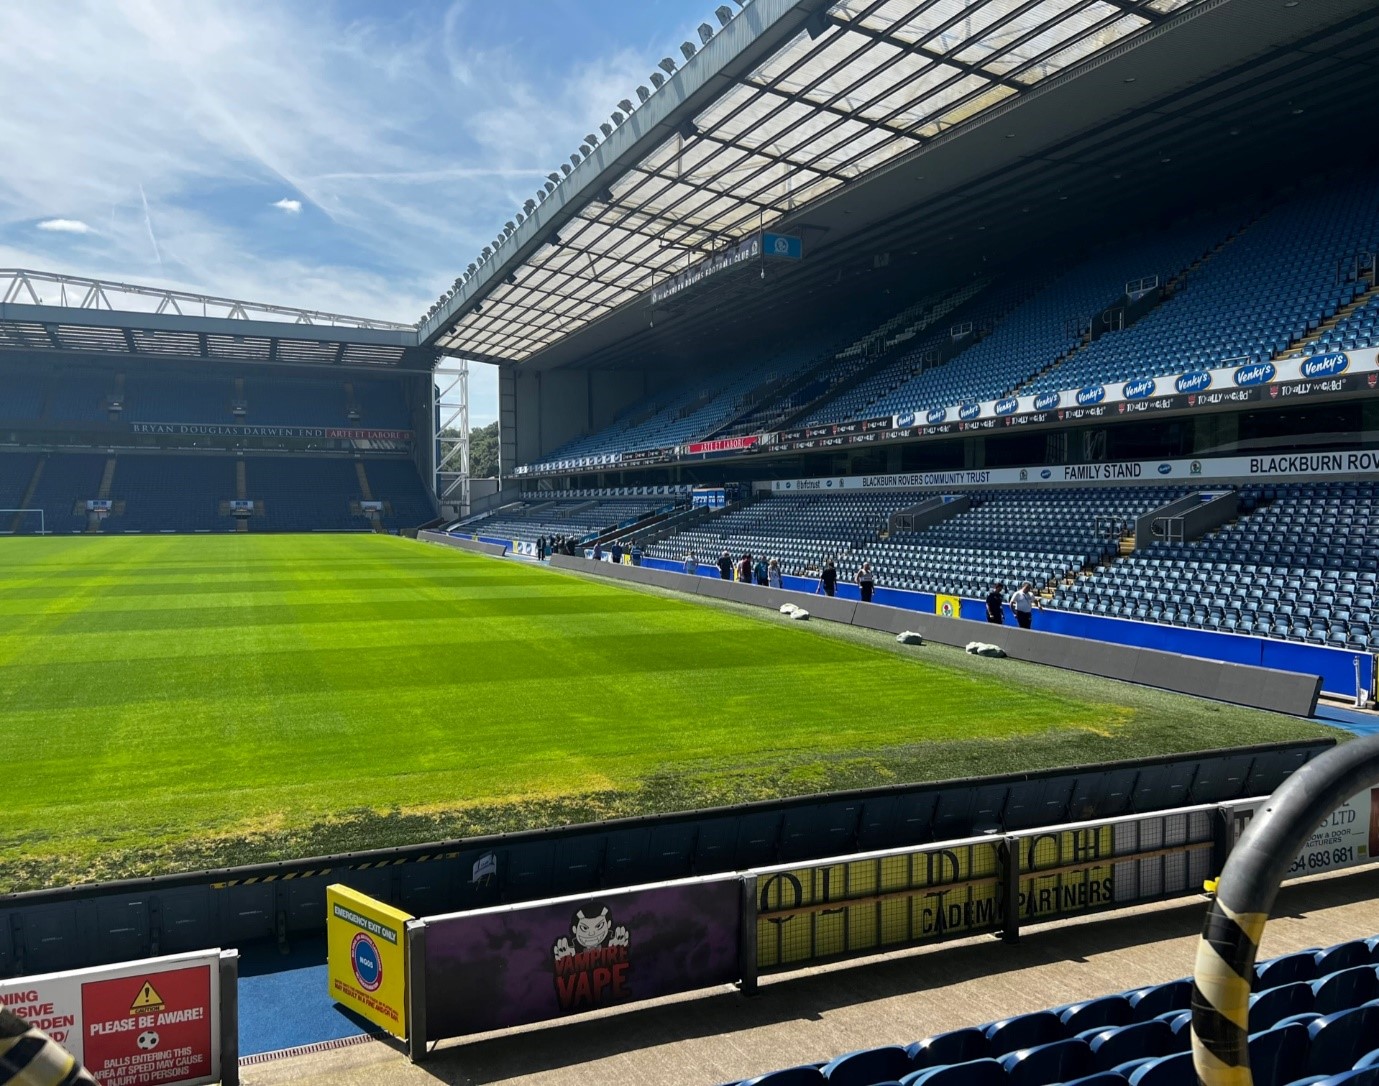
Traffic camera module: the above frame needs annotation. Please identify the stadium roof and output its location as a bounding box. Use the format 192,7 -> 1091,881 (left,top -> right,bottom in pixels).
420,0 -> 1379,371
417,0 -> 1203,363
0,270 -> 432,372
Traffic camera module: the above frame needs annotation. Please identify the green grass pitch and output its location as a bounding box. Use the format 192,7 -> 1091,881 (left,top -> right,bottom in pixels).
0,534 -> 1335,891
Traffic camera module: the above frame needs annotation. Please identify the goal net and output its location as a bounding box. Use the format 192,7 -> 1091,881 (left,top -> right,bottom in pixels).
0,509 -> 47,535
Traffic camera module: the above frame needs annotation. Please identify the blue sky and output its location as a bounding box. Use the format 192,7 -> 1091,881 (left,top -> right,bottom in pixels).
0,0 -> 715,426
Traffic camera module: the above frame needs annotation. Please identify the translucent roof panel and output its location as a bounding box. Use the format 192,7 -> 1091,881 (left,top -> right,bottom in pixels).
437,0 -> 1194,362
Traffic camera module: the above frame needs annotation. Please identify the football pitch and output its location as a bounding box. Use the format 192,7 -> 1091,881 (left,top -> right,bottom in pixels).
0,534 -> 1334,892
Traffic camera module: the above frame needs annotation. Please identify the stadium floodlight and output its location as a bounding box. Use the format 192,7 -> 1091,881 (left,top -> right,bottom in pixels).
561,163 -> 573,176
515,212 -> 524,225
658,57 -> 676,75
467,262 -> 477,275
680,42 -> 696,60
569,153 -> 581,167
452,277 -> 464,291
523,199 -> 536,214
611,112 -> 625,127
505,221 -> 515,233
481,245 -> 492,258
650,72 -> 665,89
600,122 -> 612,138
547,172 -> 561,186
544,180 -> 556,193
716,5 -> 732,25
636,85 -> 651,103
584,132 -> 598,146
698,22 -> 714,44
618,98 -> 634,113
579,143 -> 593,157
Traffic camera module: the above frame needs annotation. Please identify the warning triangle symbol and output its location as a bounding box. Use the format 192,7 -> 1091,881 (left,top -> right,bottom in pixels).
130,982 -> 165,1014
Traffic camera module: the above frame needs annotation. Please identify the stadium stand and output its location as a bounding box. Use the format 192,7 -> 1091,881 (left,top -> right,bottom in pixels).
463,493 -> 685,545
246,457 -> 370,532
724,936 -> 1379,1086
105,455 -> 238,534
244,376 -> 347,426
1028,177 -> 1379,395
647,488 -> 1181,594
0,371 -> 49,421
363,458 -> 441,530
1051,483 -> 1379,651
124,372 -> 235,423
824,210 -> 1246,422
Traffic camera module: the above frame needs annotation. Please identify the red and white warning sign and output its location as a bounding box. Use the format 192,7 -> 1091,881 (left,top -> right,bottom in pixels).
0,950 -> 225,1086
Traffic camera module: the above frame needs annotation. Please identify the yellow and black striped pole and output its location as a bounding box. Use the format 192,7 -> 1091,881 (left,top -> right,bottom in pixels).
1192,734 -> 1379,1086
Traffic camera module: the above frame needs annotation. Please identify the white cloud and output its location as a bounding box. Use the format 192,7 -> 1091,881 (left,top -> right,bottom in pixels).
36,218 -> 93,234
271,198 -> 302,214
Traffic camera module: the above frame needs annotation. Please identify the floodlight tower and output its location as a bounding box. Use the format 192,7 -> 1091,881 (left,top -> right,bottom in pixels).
434,354 -> 471,518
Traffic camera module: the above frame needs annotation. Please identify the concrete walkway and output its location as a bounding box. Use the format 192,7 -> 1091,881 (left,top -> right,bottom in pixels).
240,866 -> 1379,1086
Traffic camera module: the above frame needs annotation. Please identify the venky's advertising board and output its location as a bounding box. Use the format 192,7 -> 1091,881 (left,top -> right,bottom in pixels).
422,876 -> 741,1038
326,885 -> 412,1039
0,950 -> 224,1086
1225,790 -> 1379,879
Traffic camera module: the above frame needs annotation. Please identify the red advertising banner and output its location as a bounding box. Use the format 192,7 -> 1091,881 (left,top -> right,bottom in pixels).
81,967 -> 213,1086
686,435 -> 760,455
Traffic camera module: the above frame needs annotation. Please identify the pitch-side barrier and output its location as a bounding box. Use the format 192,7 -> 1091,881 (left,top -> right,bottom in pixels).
322,785 -> 1379,1059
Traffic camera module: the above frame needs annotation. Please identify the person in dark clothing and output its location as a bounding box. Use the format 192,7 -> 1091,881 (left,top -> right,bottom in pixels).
818,559 -> 837,597
536,535 -> 545,560
592,541 -> 602,561
754,556 -> 768,586
717,551 -> 733,580
610,541 -> 622,564
630,542 -> 642,566
737,553 -> 752,583
985,582 -> 1006,624
857,561 -> 875,603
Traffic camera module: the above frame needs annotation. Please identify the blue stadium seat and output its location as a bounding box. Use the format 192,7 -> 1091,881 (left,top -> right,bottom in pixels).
900,1058 -> 1007,1085
984,1010 -> 1064,1057
1000,1037 -> 1092,1084
1127,1050 -> 1193,1085
822,1046 -> 917,1085
1305,1005 -> 1379,1078
906,1028 -> 988,1069
1311,966 -> 1379,1016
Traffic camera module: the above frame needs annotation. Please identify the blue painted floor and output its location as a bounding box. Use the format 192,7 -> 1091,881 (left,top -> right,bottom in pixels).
1314,703 -> 1379,735
237,938 -> 373,1056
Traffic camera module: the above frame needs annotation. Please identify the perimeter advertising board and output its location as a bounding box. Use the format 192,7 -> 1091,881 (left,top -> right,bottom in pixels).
0,950 -> 224,1086
1225,790 -> 1379,878
755,826 -> 1116,970
422,875 -> 740,1038
326,885 -> 412,1039
768,446 -> 1379,494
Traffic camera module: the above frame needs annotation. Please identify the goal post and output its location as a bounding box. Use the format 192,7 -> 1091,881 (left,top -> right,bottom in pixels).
0,509 -> 46,535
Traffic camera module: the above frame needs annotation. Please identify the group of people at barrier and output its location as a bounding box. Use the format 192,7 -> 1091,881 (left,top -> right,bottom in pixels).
535,534 -> 581,559
679,551 -> 881,602
986,580 -> 1045,629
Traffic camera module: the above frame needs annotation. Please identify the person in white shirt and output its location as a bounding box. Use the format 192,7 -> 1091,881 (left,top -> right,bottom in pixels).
1009,581 -> 1041,629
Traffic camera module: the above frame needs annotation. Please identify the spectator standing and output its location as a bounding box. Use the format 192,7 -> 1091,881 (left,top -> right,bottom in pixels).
818,559 -> 838,597
767,558 -> 782,589
858,562 -> 876,603
630,542 -> 643,566
610,541 -> 622,564
718,551 -> 733,580
536,535 -> 546,560
684,551 -> 697,576
986,582 -> 1006,624
737,553 -> 752,583
1010,581 -> 1041,629
592,541 -> 603,561
754,556 -> 768,586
